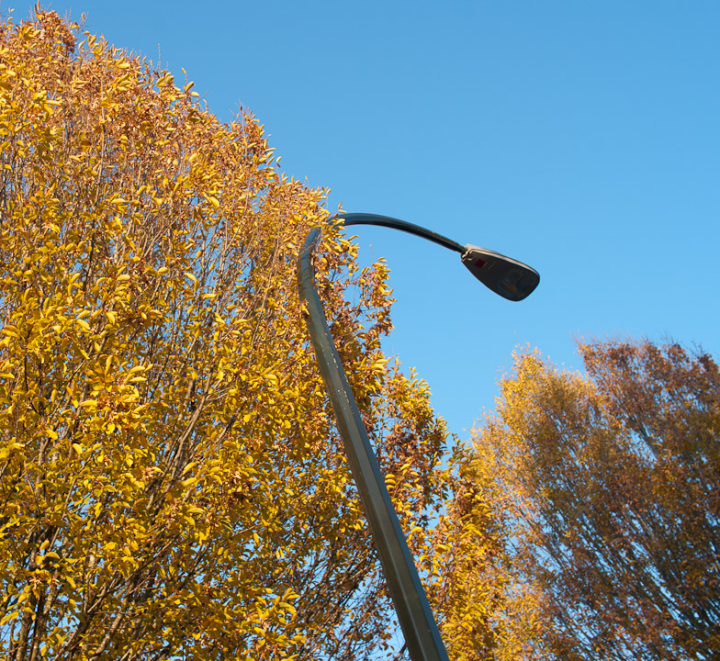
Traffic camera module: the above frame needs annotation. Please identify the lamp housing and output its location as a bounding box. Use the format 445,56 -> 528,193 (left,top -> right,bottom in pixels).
462,245 -> 540,302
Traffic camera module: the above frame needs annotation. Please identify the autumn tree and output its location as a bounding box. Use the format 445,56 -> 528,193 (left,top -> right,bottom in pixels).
424,442 -> 551,661
0,10 -> 452,660
465,339 -> 720,660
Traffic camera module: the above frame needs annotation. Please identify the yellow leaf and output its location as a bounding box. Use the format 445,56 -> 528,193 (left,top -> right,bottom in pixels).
0,611 -> 18,626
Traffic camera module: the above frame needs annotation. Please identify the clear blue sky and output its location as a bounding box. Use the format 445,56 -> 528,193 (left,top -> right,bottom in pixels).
11,1 -> 720,438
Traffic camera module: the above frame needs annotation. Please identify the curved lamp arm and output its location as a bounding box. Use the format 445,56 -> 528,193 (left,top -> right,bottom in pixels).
297,212 -> 539,661
339,212 -> 540,302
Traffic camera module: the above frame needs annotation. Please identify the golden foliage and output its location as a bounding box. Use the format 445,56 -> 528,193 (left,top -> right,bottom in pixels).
0,9 -> 450,660
426,442 -> 552,661
469,340 -> 720,660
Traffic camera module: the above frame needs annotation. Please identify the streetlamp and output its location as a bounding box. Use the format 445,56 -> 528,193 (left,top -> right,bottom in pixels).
297,212 -> 539,661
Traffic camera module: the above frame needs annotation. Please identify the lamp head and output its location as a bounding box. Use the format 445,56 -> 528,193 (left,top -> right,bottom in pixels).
462,245 -> 540,302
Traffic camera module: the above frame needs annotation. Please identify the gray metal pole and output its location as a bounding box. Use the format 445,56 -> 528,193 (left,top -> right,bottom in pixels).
297,214 -> 463,661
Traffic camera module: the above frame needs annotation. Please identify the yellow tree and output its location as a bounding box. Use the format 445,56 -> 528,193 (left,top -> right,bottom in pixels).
424,443 -> 552,661
467,340 -> 720,660
0,10 -> 451,660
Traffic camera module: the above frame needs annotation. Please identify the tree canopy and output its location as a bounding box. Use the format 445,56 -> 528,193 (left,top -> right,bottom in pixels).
0,10 -> 453,660
458,339 -> 720,660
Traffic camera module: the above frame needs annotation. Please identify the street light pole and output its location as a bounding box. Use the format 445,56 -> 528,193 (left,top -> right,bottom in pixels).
297,213 -> 539,661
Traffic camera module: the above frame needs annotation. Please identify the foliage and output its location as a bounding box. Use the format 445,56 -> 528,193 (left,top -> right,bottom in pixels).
0,9 -> 451,660
468,340 -> 720,660
424,442 -> 550,661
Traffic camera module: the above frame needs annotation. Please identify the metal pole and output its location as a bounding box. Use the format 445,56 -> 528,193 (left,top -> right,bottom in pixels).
297,214 -> 461,661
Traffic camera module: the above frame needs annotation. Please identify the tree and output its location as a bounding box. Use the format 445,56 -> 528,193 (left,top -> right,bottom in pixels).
424,443 -> 551,661
466,340 -> 720,660
0,10 -> 451,660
